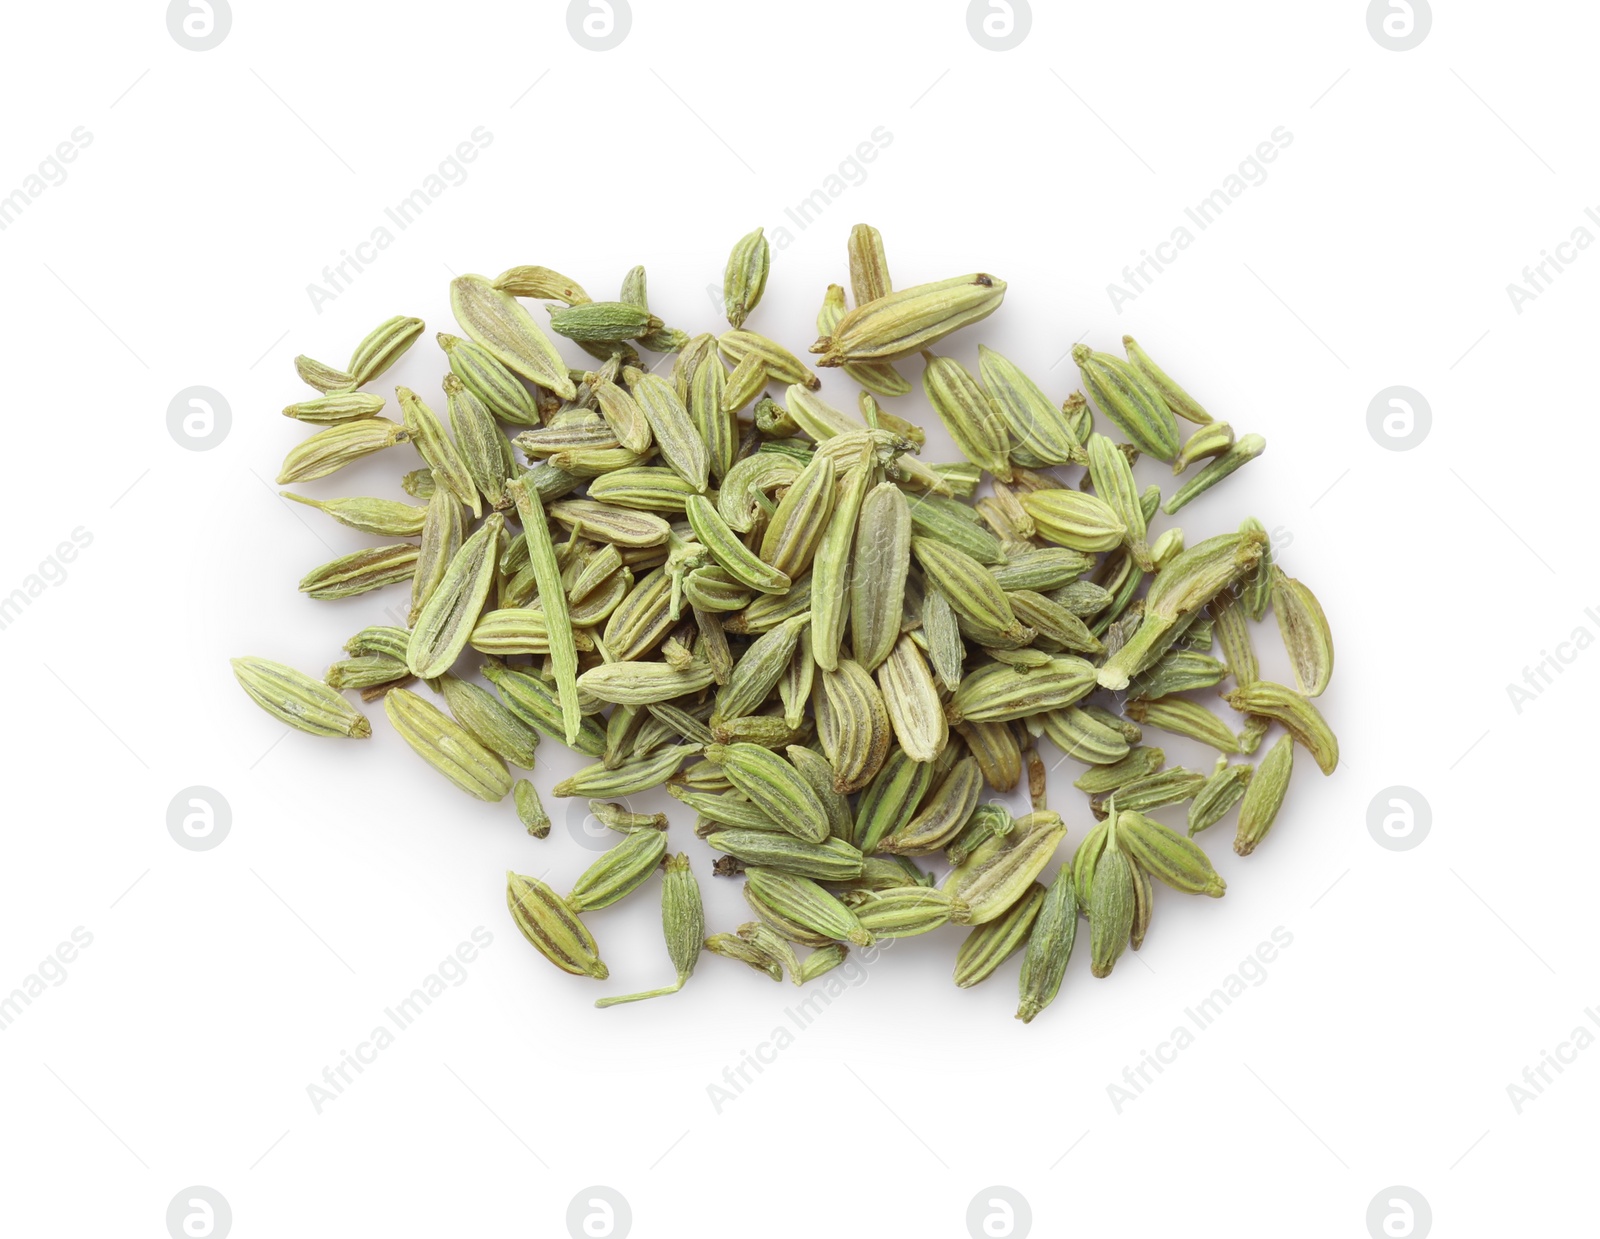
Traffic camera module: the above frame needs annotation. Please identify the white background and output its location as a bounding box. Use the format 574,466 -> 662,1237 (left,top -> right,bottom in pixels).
0,1 -> 1588,1236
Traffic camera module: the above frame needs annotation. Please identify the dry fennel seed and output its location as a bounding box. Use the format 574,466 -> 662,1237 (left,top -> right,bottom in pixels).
234,225 -> 1337,1021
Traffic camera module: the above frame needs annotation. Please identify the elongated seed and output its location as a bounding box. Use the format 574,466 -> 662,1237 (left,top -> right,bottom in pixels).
277,417 -> 409,485
812,273 -> 1006,365
979,346 -> 1084,466
451,274 -> 575,399
1271,569 -> 1334,697
724,227 -> 770,330
686,495 -> 791,595
816,660 -> 892,793
760,452 -> 836,579
912,538 -> 1026,644
812,451 -> 873,671
1225,681 -> 1339,774
627,371 -> 710,492
233,657 -> 371,738
595,853 -> 703,1006
407,515 -> 501,678
436,673 -> 540,768
1016,864 -> 1076,1022
299,544 -> 419,600
569,829 -> 668,912
1235,734 -> 1294,854
704,742 -> 830,844
850,482 -> 911,672
746,868 -> 872,947
507,871 -> 607,978
508,478 -> 582,747
876,635 -> 947,763
385,688 -> 511,801
553,746 -> 700,798
955,882 -> 1044,987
